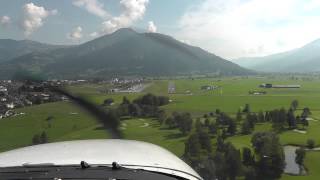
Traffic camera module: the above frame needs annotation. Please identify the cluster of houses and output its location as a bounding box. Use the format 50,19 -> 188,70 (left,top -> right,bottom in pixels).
0,80 -> 74,119
106,78 -> 146,93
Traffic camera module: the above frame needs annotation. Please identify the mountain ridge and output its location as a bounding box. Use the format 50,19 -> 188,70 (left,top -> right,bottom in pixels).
0,28 -> 252,79
233,39 -> 320,72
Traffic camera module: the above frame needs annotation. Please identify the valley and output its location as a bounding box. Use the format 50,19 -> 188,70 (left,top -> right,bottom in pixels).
1,76 -> 320,179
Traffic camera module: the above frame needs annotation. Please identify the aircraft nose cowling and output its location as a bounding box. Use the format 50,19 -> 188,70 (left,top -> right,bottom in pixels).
0,139 -> 202,180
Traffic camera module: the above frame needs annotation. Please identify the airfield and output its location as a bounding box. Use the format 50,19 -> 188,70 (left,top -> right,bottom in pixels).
1,76 -> 320,179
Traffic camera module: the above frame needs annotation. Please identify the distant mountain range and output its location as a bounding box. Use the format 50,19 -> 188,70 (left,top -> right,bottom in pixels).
0,28 -> 250,79
0,39 -> 64,63
233,39 -> 320,73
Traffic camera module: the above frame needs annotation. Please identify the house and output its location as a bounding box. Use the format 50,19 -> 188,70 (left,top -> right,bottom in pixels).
168,82 -> 175,94
259,83 -> 272,88
41,93 -> 51,101
249,90 -> 267,95
6,103 -> 15,109
0,86 -> 7,92
201,85 -> 215,90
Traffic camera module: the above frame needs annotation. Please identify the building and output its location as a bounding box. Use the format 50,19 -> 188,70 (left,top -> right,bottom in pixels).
201,85 -> 215,90
168,82 -> 175,94
0,86 -> 7,92
272,85 -> 301,88
259,83 -> 272,88
259,83 -> 300,88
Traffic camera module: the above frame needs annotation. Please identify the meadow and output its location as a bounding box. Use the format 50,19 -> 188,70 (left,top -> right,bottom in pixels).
1,76 -> 320,179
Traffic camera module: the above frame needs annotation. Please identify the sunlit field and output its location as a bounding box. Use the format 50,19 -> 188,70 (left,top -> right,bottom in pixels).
1,76 -> 320,179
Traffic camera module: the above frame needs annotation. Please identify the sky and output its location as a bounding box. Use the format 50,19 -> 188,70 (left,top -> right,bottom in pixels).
1,0 -> 320,59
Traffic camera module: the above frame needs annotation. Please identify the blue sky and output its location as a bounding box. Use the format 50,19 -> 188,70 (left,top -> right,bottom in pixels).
1,0 -> 320,59
0,0 -> 197,44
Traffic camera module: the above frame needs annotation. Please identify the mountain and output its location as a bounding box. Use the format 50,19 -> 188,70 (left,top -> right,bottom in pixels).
0,39 -> 64,63
233,39 -> 320,72
0,28 -> 251,79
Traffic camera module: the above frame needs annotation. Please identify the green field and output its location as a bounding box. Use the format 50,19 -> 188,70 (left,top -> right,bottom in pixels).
1,76 -> 320,179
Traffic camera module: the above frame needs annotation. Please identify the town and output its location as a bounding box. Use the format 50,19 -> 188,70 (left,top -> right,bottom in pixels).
0,78 -> 146,119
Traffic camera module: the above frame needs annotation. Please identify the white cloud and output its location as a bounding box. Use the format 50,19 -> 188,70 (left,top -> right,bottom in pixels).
21,3 -> 57,36
177,0 -> 320,59
147,21 -> 157,33
67,26 -> 83,41
73,0 -> 108,18
99,0 -> 149,34
89,31 -> 98,38
0,16 -> 11,27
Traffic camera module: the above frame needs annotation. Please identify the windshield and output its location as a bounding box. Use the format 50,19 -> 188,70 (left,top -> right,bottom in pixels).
0,1 -> 319,180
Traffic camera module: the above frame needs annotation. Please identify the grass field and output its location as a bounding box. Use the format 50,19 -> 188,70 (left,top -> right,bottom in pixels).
1,76 -> 320,179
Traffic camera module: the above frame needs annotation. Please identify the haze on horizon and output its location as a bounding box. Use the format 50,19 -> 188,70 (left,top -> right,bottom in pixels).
1,0 -> 320,59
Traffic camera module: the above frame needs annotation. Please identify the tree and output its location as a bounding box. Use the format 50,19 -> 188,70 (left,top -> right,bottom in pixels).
215,109 -> 221,115
103,98 -> 114,106
244,166 -> 256,180
40,131 -> 48,144
301,107 -> 311,119
265,111 -> 271,121
241,119 -> 253,135
174,112 -> 193,135
236,109 -> 242,121
301,117 -> 309,129
216,135 -> 225,152
242,147 -> 255,166
291,100 -> 299,111
180,117 -> 193,135
121,96 -> 130,105
307,139 -> 315,149
184,134 -> 201,157
295,147 -> 306,167
195,119 -> 202,132
221,129 -> 227,139
246,113 -> 257,129
203,114 -> 208,118
287,108 -> 297,129
128,103 -> 142,117
300,108 -> 311,129
165,117 -> 176,128
198,157 -> 216,180
204,118 -> 210,127
227,119 -> 237,135
271,108 -> 287,132
32,134 -> 40,145
213,152 -> 227,180
251,132 -> 285,179
224,143 -> 242,180
198,130 -> 212,152
155,109 -> 166,124
208,122 -> 217,135
243,104 -> 251,113
258,111 -> 265,122
158,96 -> 169,106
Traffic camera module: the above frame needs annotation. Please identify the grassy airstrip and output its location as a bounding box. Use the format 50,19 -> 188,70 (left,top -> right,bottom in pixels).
1,76 -> 320,179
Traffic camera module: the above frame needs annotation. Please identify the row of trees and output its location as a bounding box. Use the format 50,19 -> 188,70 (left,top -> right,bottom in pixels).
165,112 -> 193,135
239,101 -> 311,134
116,94 -> 169,117
184,130 -> 285,180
